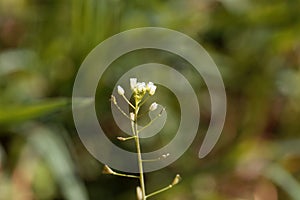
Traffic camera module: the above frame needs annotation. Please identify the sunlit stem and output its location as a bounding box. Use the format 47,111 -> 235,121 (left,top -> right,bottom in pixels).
121,94 -> 135,109
112,172 -> 139,179
146,174 -> 181,199
111,95 -> 130,119
132,104 -> 146,200
117,136 -> 136,141
146,185 -> 173,198
103,165 -> 139,179
138,108 -> 165,133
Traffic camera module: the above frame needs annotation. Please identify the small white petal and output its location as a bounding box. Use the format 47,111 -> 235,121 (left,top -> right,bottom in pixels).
117,85 -> 125,95
149,102 -> 158,111
130,78 -> 137,90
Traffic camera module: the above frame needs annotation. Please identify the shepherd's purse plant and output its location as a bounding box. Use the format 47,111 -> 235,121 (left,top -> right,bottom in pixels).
103,78 -> 181,200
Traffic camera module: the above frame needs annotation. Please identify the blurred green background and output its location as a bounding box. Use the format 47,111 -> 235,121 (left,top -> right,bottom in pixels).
1,0 -> 300,199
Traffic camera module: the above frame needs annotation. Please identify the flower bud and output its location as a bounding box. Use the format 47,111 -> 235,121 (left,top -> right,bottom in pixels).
149,102 -> 158,111
102,165 -> 115,175
171,174 -> 181,186
117,85 -> 125,95
130,112 -> 135,121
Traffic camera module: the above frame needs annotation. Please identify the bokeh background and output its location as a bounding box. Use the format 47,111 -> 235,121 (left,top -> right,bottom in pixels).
1,0 -> 300,199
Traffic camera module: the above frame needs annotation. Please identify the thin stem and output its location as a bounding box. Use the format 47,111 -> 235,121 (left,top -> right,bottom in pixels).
138,108 -> 165,133
112,172 -> 139,179
133,104 -> 146,200
103,165 -> 139,179
146,185 -> 173,198
117,136 -> 136,141
121,94 -> 135,109
111,96 -> 130,119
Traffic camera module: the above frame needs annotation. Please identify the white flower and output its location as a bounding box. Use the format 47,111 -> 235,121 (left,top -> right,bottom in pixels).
146,82 -> 157,95
149,102 -> 158,111
117,85 -> 125,95
130,78 -> 137,90
148,84 -> 157,95
146,82 -> 154,90
130,112 -> 135,121
136,82 -> 146,93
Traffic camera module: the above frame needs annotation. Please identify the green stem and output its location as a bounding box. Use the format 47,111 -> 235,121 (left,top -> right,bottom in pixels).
112,172 -> 139,179
133,104 -> 146,200
111,96 -> 130,119
138,108 -> 164,133
122,94 -> 135,109
146,185 -> 173,198
117,136 -> 136,141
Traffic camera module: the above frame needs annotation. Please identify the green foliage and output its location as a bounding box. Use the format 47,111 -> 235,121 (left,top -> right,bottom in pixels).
0,0 -> 300,199
0,99 -> 69,124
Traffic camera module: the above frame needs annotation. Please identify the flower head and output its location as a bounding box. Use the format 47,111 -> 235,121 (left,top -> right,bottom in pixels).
136,82 -> 146,93
128,78 -> 157,104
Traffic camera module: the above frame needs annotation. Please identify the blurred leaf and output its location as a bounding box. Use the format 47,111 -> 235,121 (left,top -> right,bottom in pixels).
0,99 -> 70,124
265,163 -> 300,200
28,124 -> 89,200
0,49 -> 38,77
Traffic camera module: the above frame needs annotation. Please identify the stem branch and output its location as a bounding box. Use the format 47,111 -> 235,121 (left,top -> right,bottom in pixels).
122,94 -> 135,109
112,172 -> 139,179
146,185 -> 173,198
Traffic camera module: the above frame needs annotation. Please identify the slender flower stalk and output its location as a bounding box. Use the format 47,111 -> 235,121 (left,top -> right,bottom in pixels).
105,78 -> 181,199
134,102 -> 146,199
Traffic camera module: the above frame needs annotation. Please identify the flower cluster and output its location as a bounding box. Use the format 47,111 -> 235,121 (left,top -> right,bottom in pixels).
118,78 -> 157,105
130,78 -> 157,95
